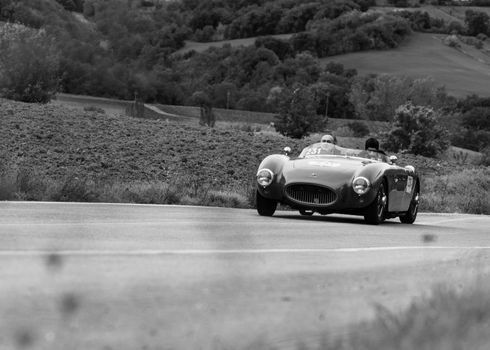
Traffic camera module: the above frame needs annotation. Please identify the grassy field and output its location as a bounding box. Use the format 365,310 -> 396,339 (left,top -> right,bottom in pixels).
171,20 -> 490,98
373,5 -> 465,23
53,93 -> 132,116
440,5 -> 490,21
321,32 -> 490,97
173,33 -> 294,56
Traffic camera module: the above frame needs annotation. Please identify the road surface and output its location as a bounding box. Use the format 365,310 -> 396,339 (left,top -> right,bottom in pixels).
0,202 -> 489,350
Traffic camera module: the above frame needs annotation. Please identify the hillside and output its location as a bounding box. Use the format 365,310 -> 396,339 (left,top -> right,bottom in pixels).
0,98 -> 476,183
321,32 -> 490,97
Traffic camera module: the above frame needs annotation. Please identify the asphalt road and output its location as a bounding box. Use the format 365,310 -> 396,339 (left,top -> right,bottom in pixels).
0,202 -> 489,350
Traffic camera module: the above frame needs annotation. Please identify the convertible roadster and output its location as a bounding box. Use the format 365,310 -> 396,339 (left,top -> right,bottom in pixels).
256,142 -> 420,224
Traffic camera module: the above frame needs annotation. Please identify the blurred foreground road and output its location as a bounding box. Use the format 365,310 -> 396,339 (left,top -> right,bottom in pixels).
0,202 -> 489,350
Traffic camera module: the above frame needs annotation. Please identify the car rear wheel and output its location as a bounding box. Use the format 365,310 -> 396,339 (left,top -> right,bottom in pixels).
364,181 -> 388,225
400,185 -> 419,224
256,190 -> 277,216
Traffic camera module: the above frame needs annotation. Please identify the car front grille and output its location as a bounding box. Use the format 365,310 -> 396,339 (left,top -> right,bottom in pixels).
285,184 -> 336,206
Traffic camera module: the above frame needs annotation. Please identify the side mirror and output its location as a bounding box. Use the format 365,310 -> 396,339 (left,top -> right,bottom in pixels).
283,146 -> 292,156
389,155 -> 398,164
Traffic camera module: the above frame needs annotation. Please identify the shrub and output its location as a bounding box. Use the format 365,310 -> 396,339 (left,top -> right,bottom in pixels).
0,23 -> 60,103
0,172 -> 16,200
347,121 -> 370,137
204,190 -> 248,208
443,34 -> 461,48
448,21 -> 464,35
383,103 -> 450,157
49,175 -> 98,202
477,33 -> 488,41
480,146 -> 490,166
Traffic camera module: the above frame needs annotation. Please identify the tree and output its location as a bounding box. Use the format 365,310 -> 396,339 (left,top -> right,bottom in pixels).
383,103 -> 450,157
211,82 -> 238,109
0,23 -> 60,103
349,74 -> 449,121
465,10 -> 490,36
191,91 -> 215,127
274,86 -> 326,139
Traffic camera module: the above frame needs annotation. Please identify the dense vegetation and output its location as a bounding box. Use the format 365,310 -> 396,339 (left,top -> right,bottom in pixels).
383,103 -> 451,157
0,0 -> 430,108
0,23 -> 60,102
0,0 -> 488,148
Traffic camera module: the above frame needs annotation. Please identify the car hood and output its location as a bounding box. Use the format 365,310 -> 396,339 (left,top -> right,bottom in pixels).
283,157 -> 376,187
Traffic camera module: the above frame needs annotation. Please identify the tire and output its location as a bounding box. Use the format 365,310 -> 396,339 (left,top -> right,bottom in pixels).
364,181 -> 388,225
256,190 -> 277,216
400,185 -> 419,224
299,209 -> 314,216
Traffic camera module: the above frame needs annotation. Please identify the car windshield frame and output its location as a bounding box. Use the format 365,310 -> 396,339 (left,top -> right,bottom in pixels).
298,142 -> 389,163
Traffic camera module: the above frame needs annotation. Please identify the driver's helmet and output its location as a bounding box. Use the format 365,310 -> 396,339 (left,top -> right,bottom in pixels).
365,137 -> 379,151
321,134 -> 335,144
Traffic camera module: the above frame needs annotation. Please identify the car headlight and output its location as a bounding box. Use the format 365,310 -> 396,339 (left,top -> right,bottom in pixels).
352,177 -> 370,195
257,169 -> 274,187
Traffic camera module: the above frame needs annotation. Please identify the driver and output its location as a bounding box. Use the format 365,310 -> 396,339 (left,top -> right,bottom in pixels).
365,137 -> 379,151
361,137 -> 387,160
321,134 -> 337,144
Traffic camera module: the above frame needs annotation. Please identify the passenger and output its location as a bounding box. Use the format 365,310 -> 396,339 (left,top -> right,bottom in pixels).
364,137 -> 379,151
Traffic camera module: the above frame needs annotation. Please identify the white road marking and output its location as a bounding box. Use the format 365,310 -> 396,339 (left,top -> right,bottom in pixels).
419,216 -> 490,225
0,246 -> 489,256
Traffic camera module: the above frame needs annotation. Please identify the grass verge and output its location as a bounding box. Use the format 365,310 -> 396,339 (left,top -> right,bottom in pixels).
320,282 -> 490,350
2,165 -> 489,215
420,167 -> 490,214
0,167 -> 253,208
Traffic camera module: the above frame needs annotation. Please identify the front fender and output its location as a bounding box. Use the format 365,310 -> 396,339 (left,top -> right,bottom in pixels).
257,155 -> 289,200
351,163 -> 387,206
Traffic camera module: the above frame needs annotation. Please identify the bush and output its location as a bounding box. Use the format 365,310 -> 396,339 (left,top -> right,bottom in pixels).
0,23 -> 60,103
477,33 -> 488,41
480,146 -> 490,166
444,35 -> 461,48
347,121 -> 370,137
448,21 -> 464,35
383,103 -> 450,157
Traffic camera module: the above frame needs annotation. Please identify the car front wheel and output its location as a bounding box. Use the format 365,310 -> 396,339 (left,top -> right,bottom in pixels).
364,181 -> 388,225
256,190 -> 277,216
400,186 -> 419,224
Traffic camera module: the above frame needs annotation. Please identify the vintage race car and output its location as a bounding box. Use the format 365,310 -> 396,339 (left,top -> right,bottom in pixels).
256,142 -> 420,224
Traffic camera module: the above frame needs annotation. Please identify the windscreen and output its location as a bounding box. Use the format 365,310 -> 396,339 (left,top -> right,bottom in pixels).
298,143 -> 389,163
